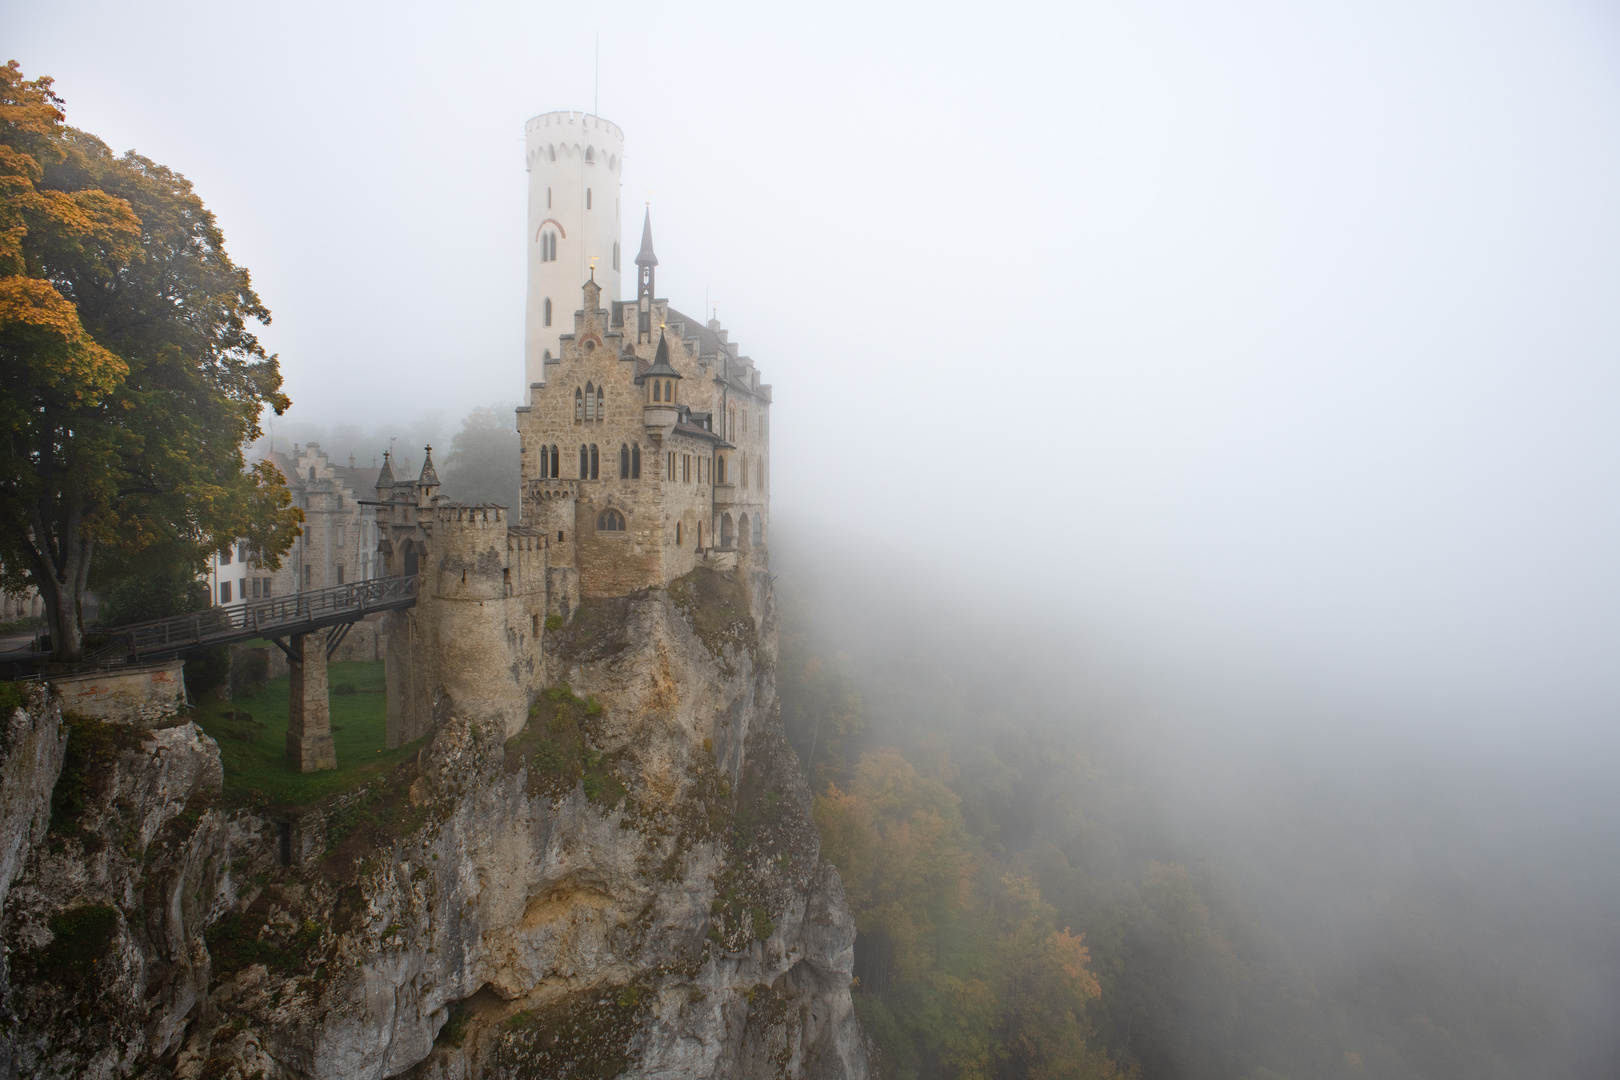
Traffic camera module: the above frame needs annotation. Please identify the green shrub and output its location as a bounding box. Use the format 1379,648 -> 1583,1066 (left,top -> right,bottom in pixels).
41,904 -> 120,978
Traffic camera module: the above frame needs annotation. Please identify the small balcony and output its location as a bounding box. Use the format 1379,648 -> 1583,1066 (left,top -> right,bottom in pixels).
712,483 -> 737,508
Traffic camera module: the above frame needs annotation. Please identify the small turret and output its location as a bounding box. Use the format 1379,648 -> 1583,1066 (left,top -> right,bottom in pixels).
640,329 -> 681,437
417,446 -> 440,505
375,450 -> 396,498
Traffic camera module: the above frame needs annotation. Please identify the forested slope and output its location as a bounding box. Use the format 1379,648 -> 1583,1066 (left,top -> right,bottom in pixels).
772,530 -> 1620,1080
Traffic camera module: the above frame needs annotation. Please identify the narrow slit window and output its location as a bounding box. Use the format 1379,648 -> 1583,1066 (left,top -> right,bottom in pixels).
586,188 -> 593,209
589,443 -> 599,479
544,297 -> 553,326
550,444 -> 559,477
620,443 -> 630,477
580,444 -> 589,477
596,386 -> 604,420
575,387 -> 583,421
631,443 -> 641,479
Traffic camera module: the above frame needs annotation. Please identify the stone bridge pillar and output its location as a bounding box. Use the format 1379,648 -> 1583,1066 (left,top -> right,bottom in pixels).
287,633 -> 336,772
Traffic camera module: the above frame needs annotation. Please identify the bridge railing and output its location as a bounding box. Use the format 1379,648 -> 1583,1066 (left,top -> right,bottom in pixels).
94,575 -> 419,658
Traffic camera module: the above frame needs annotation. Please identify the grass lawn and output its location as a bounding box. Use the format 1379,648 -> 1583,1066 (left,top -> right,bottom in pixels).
191,660 -> 424,809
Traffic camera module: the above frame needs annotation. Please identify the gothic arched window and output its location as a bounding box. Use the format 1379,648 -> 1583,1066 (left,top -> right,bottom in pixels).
579,444 -> 589,477
596,386 -> 604,421
752,515 -> 764,545
547,145 -> 555,162
596,508 -> 625,531
664,379 -> 673,402
544,297 -> 553,326
619,443 -> 630,477
612,241 -> 620,271
740,454 -> 748,489
589,444 -> 599,479
550,444 -> 559,477
631,443 -> 640,479
549,233 -> 557,260
538,445 -> 548,479
652,379 -> 661,403
676,521 -> 683,545
586,188 -> 593,209
585,147 -> 595,164
574,388 -> 583,421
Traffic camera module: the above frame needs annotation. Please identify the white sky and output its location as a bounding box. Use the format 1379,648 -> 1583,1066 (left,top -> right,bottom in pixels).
13,0 -> 1620,742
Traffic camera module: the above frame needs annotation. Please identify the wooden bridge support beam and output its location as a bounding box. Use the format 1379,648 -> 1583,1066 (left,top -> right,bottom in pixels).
286,633 -> 336,772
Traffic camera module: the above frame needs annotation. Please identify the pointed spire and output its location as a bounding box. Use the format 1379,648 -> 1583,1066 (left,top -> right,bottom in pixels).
376,450 -> 396,491
418,446 -> 439,487
641,327 -> 682,381
635,208 -> 658,268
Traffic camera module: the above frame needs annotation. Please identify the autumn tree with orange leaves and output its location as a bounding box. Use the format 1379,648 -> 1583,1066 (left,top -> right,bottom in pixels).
0,61 -> 300,660
816,749 -> 1127,1080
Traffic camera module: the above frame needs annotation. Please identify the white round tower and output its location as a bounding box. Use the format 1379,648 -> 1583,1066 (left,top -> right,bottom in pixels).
524,111 -> 624,389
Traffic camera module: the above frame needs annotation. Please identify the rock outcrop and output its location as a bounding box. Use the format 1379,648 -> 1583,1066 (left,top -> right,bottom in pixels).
0,568 -> 868,1080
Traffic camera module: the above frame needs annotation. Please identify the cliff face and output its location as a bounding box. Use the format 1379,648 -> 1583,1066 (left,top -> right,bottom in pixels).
0,568 -> 868,1080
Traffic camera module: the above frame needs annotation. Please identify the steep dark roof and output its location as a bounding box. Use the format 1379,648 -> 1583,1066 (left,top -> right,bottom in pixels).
673,419 -> 729,446
375,452 -> 396,488
637,329 -> 682,382
667,307 -> 722,355
635,208 -> 658,268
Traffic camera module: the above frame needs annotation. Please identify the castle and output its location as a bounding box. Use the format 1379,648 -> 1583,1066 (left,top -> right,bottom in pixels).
369,111 -> 771,749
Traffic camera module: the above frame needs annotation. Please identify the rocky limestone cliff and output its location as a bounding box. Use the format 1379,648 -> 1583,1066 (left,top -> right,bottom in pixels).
0,568 -> 869,1080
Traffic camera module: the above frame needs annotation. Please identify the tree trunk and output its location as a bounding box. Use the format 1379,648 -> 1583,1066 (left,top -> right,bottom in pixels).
23,498 -> 92,664
41,575 -> 82,662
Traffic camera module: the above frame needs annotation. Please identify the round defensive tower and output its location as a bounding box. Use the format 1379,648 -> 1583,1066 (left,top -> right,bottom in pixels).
524,111 -> 625,390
